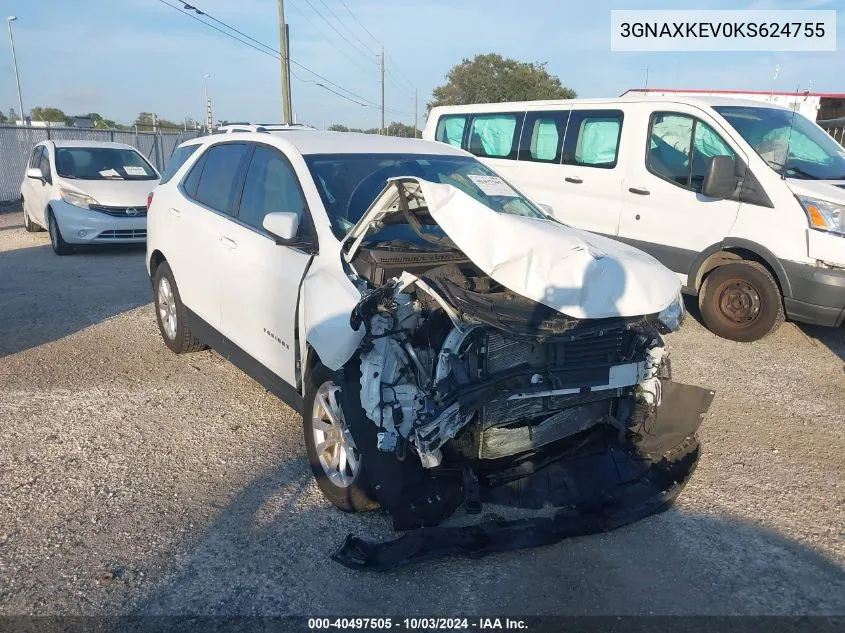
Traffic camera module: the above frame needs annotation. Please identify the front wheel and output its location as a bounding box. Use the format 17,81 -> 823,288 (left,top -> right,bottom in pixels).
699,261 -> 784,342
303,364 -> 378,513
47,209 -> 72,255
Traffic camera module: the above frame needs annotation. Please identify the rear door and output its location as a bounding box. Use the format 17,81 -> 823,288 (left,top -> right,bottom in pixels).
618,104 -> 744,277
169,142 -> 252,328
217,143 -> 314,387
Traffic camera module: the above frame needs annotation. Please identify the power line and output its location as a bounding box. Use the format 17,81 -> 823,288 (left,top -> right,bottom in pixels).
155,0 -> 413,116
287,2 -> 376,79
338,0 -> 381,46
296,0 -> 376,67
316,0 -> 376,55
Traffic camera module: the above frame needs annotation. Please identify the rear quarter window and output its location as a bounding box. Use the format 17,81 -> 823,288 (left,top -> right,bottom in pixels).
160,144 -> 201,185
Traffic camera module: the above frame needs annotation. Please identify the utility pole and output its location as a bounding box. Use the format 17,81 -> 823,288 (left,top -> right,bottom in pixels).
379,47 -> 385,135
7,16 -> 25,126
278,0 -> 292,124
204,73 -> 212,131
413,89 -> 418,138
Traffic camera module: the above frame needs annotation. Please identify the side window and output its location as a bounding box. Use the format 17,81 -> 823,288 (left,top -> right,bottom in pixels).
519,111 -> 569,162
238,146 -> 306,234
182,152 -> 206,198
466,113 -> 524,159
193,144 -> 253,215
563,110 -> 623,168
159,144 -> 200,185
434,115 -> 467,148
39,148 -> 52,181
29,146 -> 43,168
648,112 -> 735,192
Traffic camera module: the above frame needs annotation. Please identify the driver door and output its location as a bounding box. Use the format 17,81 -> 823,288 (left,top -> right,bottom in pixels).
618,104 -> 744,278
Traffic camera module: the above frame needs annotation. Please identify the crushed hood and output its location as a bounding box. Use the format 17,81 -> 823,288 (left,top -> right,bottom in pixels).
346,178 -> 680,319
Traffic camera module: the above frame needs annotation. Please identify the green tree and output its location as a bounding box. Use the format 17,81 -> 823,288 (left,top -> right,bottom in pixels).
0,111 -> 7,124
428,53 -> 575,111
30,106 -> 67,123
387,121 -> 420,138
135,112 -> 180,131
328,123 -> 350,132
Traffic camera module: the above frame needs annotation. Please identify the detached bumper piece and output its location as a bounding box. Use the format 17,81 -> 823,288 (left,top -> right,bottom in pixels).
333,381 -> 714,571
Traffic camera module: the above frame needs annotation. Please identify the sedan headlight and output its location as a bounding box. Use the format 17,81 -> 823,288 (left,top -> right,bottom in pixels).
797,195 -> 845,237
60,188 -> 98,209
653,292 -> 685,333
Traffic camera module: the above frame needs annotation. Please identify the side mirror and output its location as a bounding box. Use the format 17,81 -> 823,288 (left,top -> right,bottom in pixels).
539,203 -> 554,215
263,212 -> 299,242
26,167 -> 43,180
702,155 -> 739,199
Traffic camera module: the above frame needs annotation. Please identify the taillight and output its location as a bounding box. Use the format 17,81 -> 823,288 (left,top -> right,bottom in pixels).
146,192 -> 154,210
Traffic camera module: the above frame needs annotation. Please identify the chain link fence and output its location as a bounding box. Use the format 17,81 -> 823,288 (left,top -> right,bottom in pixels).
0,125 -> 202,203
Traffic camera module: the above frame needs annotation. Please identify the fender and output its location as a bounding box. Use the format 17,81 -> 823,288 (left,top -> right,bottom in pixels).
687,238 -> 792,298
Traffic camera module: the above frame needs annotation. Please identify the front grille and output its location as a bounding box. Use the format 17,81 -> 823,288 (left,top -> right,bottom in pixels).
90,204 -> 147,217
96,229 -> 147,240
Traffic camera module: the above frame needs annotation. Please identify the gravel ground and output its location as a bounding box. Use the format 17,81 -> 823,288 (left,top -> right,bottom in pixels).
0,206 -> 843,616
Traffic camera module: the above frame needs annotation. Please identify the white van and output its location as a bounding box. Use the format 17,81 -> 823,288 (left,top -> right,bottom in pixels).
424,97 -> 845,341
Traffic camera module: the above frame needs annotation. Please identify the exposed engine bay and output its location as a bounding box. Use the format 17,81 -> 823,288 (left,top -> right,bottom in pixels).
330,178 -> 714,569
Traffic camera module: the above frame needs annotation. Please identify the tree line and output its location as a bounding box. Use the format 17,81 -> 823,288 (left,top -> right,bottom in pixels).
2,53 -> 575,133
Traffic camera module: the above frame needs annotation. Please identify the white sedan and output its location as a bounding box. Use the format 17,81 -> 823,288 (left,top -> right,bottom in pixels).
20,140 -> 160,255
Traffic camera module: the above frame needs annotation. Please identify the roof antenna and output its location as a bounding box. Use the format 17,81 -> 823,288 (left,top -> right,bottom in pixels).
782,83 -> 800,180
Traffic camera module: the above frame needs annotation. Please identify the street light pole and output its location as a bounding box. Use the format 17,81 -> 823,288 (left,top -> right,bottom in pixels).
203,73 -> 212,131
7,16 -> 25,125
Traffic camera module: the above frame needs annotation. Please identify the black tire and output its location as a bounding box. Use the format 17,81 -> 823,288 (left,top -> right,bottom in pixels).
303,363 -> 379,513
152,261 -> 204,354
699,261 -> 784,342
22,199 -> 41,232
47,209 -> 72,255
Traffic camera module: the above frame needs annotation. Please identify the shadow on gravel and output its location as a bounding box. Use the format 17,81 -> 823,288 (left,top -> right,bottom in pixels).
0,242 -> 150,357
133,458 -> 845,616
798,324 -> 845,366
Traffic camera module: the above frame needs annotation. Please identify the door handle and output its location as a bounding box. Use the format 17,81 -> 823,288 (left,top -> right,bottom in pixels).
628,187 -> 650,195
169,207 -> 181,217
564,176 -> 583,184
219,236 -> 237,249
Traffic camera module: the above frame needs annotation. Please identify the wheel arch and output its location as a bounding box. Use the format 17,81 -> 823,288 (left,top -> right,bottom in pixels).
689,238 -> 792,299
149,249 -> 167,278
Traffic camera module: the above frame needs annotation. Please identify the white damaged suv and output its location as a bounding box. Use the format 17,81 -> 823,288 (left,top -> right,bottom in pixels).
146,131 -> 713,568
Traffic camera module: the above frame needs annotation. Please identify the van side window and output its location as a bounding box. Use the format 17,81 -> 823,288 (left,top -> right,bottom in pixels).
519,111 -> 569,162
562,110 -> 623,168
435,115 -> 467,148
467,113 -> 524,159
648,112 -> 735,192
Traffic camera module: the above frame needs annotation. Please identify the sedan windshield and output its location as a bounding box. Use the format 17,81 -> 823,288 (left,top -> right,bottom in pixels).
714,105 -> 845,180
55,147 -> 158,181
304,153 -> 546,239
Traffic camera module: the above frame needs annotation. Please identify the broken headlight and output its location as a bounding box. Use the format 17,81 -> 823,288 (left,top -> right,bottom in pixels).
652,292 -> 685,333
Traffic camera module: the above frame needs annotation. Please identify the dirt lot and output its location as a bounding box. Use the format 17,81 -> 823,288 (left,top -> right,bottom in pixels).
0,205 -> 843,616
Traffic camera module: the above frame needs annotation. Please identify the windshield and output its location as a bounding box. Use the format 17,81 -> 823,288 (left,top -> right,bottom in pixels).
55,147 -> 158,181
304,153 -> 546,239
714,106 -> 845,180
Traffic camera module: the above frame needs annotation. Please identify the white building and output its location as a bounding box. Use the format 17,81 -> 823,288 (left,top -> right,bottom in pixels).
621,88 -> 845,122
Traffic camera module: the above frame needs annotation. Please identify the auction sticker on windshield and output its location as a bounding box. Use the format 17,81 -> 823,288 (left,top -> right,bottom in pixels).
124,166 -> 147,176
468,174 -> 519,197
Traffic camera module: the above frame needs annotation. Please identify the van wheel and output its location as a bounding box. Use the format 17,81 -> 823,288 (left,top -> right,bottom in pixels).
153,261 -> 204,354
699,261 -> 784,342
47,209 -> 72,255
303,364 -> 378,513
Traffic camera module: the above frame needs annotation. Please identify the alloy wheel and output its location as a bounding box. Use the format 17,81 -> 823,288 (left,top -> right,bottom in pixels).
311,381 -> 360,488
157,277 -> 178,340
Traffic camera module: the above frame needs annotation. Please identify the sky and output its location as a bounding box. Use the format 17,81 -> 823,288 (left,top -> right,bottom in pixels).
0,0 -> 842,129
